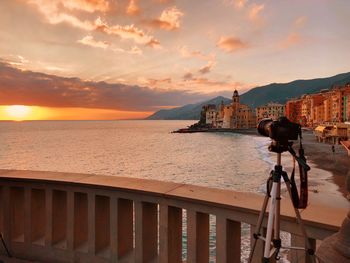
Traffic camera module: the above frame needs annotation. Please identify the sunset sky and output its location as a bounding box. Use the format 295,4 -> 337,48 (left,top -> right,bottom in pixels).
0,0 -> 349,120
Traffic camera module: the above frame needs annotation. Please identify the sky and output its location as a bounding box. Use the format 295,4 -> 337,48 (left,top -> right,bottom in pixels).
0,0 -> 350,120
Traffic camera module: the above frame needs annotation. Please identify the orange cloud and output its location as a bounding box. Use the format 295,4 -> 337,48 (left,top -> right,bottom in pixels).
248,3 -> 264,21
143,6 -> 184,31
0,62 -> 214,111
217,36 -> 248,53
77,35 -> 109,49
59,0 -> 110,13
27,0 -> 160,48
179,46 -> 214,61
223,0 -> 247,9
94,17 -> 161,47
280,32 -> 303,49
126,0 -> 141,16
198,61 -> 216,75
279,16 -> 307,49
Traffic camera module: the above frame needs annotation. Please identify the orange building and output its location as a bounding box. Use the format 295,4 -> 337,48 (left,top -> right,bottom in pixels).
255,103 -> 285,122
286,99 -> 303,125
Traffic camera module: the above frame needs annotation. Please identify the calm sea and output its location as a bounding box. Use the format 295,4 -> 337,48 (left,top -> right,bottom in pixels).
0,120 -> 347,203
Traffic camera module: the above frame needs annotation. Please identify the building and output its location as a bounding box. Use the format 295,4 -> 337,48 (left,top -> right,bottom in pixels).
223,90 -> 256,129
204,104 -> 217,126
203,90 -> 256,129
286,84 -> 350,127
286,99 -> 303,125
301,94 -> 325,127
255,103 -> 285,122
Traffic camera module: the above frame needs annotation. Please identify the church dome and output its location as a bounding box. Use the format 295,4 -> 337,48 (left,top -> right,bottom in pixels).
233,89 -> 239,97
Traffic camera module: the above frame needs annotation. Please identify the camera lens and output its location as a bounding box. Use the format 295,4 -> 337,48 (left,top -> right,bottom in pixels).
257,118 -> 273,137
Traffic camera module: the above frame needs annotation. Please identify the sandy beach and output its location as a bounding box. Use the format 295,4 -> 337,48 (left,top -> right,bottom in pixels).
301,130 -> 349,199
237,128 -> 349,204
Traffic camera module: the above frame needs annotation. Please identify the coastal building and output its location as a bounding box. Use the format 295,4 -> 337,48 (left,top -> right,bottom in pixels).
222,90 -> 256,129
286,99 -> 303,125
204,104 -> 217,126
203,90 -> 256,129
255,103 -> 285,122
286,84 -> 350,127
301,94 -> 325,127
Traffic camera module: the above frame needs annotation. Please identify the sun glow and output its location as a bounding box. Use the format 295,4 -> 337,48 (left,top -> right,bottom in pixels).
0,106 -> 151,120
4,105 -> 32,121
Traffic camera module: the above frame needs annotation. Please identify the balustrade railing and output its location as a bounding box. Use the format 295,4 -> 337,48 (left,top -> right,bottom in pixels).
0,170 -> 347,263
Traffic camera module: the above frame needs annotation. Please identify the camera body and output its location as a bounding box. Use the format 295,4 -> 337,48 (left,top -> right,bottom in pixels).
257,117 -> 300,143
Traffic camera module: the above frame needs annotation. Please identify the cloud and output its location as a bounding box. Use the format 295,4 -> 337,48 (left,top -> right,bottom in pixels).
0,62 -> 215,111
77,35 -> 109,49
94,17 -> 160,47
294,16 -> 307,27
216,36 -> 248,53
26,0 -> 161,48
58,0 -> 110,13
223,0 -> 247,9
126,0 -> 141,16
77,35 -> 143,55
179,46 -> 214,61
248,3 -> 264,21
183,72 -> 194,81
181,76 -> 249,93
279,16 -> 307,49
146,78 -> 172,87
142,6 -> 184,31
198,61 -> 215,75
280,32 -> 303,49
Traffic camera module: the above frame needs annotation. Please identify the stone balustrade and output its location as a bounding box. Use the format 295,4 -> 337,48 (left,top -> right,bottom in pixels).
0,170 -> 347,263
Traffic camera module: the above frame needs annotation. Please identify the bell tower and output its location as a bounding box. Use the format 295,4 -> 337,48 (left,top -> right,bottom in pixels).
232,89 -> 239,112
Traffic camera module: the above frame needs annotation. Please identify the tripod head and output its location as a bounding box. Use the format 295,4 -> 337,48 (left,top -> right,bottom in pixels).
268,140 -> 310,172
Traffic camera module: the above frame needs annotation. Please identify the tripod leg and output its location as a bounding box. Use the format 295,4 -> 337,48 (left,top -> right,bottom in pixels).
248,191 -> 270,263
264,182 -> 278,260
283,177 -> 316,263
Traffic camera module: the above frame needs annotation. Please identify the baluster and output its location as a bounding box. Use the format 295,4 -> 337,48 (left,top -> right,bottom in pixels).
135,201 -> 158,263
159,205 -> 182,263
110,196 -> 118,263
216,216 -> 241,263
118,199 -> 133,260
45,189 -> 53,247
289,234 -> 316,263
187,210 -> 209,263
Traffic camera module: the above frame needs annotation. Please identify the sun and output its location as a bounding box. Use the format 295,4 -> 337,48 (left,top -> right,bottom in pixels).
4,105 -> 32,121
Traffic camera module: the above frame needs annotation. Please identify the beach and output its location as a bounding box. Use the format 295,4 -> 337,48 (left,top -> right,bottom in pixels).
301,130 -> 350,199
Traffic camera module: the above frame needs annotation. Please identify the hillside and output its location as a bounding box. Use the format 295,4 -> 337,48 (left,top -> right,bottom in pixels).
146,71 -> 350,120
146,96 -> 231,120
240,72 -> 350,108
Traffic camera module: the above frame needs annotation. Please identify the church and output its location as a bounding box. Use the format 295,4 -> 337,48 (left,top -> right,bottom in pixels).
205,90 -> 256,129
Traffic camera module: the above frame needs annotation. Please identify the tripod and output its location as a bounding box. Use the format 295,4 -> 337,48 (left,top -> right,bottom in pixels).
248,141 -> 316,263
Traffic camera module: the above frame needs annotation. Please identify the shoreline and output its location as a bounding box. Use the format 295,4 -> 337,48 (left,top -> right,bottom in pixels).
237,129 -> 350,199
184,127 -> 349,200
301,131 -> 349,199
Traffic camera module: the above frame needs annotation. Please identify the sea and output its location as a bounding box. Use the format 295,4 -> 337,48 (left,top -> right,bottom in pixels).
0,120 -> 347,262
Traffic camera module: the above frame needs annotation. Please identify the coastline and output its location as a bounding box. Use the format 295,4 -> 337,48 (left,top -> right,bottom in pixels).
237,128 -> 350,200
301,130 -> 350,198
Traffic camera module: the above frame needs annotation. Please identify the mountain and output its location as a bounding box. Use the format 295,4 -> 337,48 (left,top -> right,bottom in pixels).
146,72 -> 350,120
146,96 -> 231,120
240,72 -> 350,108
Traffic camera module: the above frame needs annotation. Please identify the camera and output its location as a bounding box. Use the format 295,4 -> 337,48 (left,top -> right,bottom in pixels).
257,117 -> 300,143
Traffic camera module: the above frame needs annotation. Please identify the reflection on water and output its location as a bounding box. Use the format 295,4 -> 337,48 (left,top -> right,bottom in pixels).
0,120 -> 273,192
